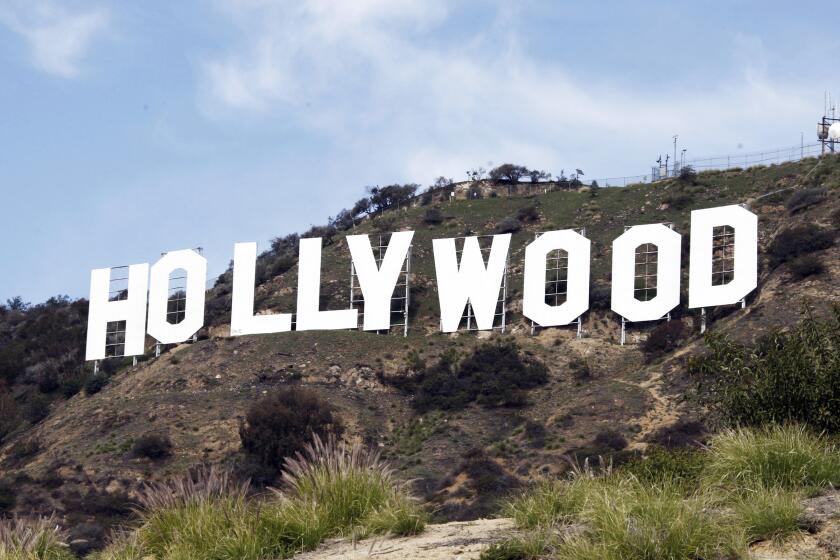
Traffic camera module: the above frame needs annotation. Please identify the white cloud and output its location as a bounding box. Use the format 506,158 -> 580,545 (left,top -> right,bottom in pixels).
198,2 -> 819,184
0,1 -> 109,78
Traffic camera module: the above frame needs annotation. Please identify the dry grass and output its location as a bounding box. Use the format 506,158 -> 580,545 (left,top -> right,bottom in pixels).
0,517 -> 72,560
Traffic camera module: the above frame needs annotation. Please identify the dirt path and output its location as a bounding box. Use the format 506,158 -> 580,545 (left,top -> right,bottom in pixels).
294,518 -> 516,560
614,369 -> 681,450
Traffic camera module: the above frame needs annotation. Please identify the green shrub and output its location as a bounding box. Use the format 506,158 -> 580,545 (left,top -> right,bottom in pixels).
785,187 -> 826,214
593,429 -> 627,451
788,254 -> 824,279
495,217 -> 521,234
514,204 -> 540,222
664,192 -> 694,210
567,358 -> 591,380
703,425 -> 840,491
645,420 -> 707,449
239,386 -> 343,477
422,208 -> 444,225
0,394 -> 20,442
21,394 -> 49,425
678,165 -> 697,184
0,342 -> 24,385
131,434 -> 173,460
689,307 -> 840,432
641,320 -> 686,361
0,480 -> 16,515
767,224 -> 834,266
84,375 -> 109,395
588,284 -> 611,311
399,340 -> 548,411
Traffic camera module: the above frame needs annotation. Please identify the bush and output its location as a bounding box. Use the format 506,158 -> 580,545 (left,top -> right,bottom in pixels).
689,307 -> 840,432
664,192 -> 694,210
785,187 -> 826,214
239,387 -> 343,475
568,358 -> 591,380
422,208 -> 444,225
514,204 -> 540,222
21,393 -> 50,424
0,394 -> 20,441
788,254 -> 824,279
131,433 -> 173,460
399,340 -> 548,411
495,217 -> 521,234
4,438 -> 40,468
678,165 -> 697,184
589,284 -> 611,311
646,419 -> 707,449
84,375 -> 109,395
0,479 -> 16,515
641,320 -> 685,361
593,429 -> 628,451
0,342 -> 24,384
767,224 -> 834,266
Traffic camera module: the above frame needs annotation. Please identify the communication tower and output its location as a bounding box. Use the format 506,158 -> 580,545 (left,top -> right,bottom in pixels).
818,93 -> 840,154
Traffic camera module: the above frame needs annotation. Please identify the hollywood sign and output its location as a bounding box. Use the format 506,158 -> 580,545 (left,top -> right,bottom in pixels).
85,204 -> 756,361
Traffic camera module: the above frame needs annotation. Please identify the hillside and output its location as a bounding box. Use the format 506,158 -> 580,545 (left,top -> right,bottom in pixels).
1,154 -> 839,554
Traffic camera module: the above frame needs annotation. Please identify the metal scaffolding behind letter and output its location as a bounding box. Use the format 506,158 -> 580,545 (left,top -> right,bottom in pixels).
349,234 -> 412,336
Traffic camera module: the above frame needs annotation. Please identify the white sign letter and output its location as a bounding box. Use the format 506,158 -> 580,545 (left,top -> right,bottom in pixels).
433,234 -> 510,332
296,238 -> 358,331
611,224 -> 681,322
346,231 -> 414,331
231,242 -> 292,336
689,205 -> 757,308
523,230 -> 590,327
147,249 -> 207,344
85,264 -> 149,360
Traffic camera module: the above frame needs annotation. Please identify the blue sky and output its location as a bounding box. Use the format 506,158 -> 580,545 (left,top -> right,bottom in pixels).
0,1 -> 836,303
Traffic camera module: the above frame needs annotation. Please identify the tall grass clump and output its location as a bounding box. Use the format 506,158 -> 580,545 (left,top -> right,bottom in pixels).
492,424 -> 840,559
560,479 -> 744,560
503,477 -> 600,529
732,488 -> 804,543
278,434 -> 426,537
704,424 -> 840,491
95,437 -> 424,560
0,517 -> 72,560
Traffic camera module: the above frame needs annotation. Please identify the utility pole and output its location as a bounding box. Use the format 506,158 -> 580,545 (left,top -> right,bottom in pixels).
672,135 -> 679,176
